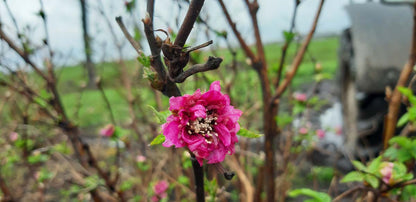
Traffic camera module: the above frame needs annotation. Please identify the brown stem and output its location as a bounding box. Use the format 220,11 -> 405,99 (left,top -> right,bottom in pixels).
383,2 -> 416,149
217,0 -> 256,61
333,186 -> 365,202
244,0 -> 265,64
142,0 -> 181,97
174,56 -> 222,83
115,16 -> 143,55
276,0 -> 300,87
0,28 -> 49,82
174,0 -> 205,47
272,0 -> 325,101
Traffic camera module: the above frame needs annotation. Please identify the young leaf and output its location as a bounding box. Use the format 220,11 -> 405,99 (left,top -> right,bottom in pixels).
148,105 -> 170,124
149,134 -> 165,146
341,171 -> 364,183
283,31 -> 295,43
352,160 -> 367,171
397,112 -> 409,127
237,128 -> 263,138
364,175 -> 379,188
288,188 -> 331,202
137,53 -> 151,67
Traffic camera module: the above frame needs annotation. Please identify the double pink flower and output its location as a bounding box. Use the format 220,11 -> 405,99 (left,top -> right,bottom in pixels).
162,81 -> 242,166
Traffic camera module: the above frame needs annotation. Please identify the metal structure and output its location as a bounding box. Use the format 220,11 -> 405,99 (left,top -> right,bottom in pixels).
339,1 -> 413,156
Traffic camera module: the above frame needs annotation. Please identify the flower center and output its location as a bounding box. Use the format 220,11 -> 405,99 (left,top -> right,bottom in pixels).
186,115 -> 218,144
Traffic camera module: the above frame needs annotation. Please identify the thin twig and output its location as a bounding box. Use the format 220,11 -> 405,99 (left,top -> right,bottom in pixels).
173,56 -> 222,83
272,0 -> 325,102
217,0 -> 256,61
115,16 -> 143,56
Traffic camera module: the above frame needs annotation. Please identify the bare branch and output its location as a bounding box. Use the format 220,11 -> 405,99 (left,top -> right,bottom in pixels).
115,16 -> 143,55
174,0 -> 205,47
174,56 -> 222,83
217,0 -> 256,61
0,28 -> 50,82
272,0 -> 325,102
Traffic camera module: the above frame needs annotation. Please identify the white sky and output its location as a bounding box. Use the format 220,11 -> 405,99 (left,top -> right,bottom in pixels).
0,0 -> 363,67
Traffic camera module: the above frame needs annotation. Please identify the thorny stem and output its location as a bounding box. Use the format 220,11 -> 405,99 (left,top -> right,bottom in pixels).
383,2 -> 416,149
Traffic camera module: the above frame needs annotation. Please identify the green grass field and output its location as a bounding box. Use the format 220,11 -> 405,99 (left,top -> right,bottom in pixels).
53,36 -> 338,128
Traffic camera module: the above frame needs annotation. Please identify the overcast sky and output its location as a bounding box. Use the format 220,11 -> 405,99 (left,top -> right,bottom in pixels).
0,0 -> 365,66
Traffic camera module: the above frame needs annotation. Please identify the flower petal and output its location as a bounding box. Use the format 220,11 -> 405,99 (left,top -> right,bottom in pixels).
215,124 -> 231,146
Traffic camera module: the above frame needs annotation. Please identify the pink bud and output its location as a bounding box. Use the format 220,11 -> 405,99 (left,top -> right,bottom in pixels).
100,124 -> 115,137
380,162 -> 394,184
316,129 -> 325,139
293,92 -> 307,102
9,132 -> 18,142
298,127 -> 308,135
136,155 -> 146,163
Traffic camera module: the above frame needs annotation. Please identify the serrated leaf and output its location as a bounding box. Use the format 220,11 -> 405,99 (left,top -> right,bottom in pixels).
398,112 -> 409,127
341,171 -> 364,183
352,160 -> 367,171
237,128 -> 263,138
148,105 -> 170,124
364,174 -> 379,188
288,188 -> 331,202
149,134 -> 165,146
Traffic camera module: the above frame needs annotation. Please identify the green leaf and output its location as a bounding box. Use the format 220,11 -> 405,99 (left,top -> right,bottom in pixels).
401,184 -> 416,201
149,134 -> 165,146
120,180 -> 135,191
137,53 -> 151,67
367,156 -> 382,173
148,105 -> 171,124
276,113 -> 293,128
283,31 -> 295,43
288,188 -> 331,202
398,86 -> 413,98
341,171 -> 364,183
364,174 -> 379,188
237,128 -> 263,138
352,160 -> 367,171
389,136 -> 412,148
28,154 -> 49,164
398,112 -> 409,127
178,175 -> 190,186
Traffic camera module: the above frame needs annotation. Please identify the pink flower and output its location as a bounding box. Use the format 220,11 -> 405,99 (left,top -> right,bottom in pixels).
152,180 -> 168,201
316,129 -> 325,139
9,132 -> 18,142
136,155 -> 146,163
293,92 -> 307,102
298,127 -> 308,135
162,81 -> 242,166
380,162 -> 394,184
154,180 -> 168,196
100,124 -> 115,137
